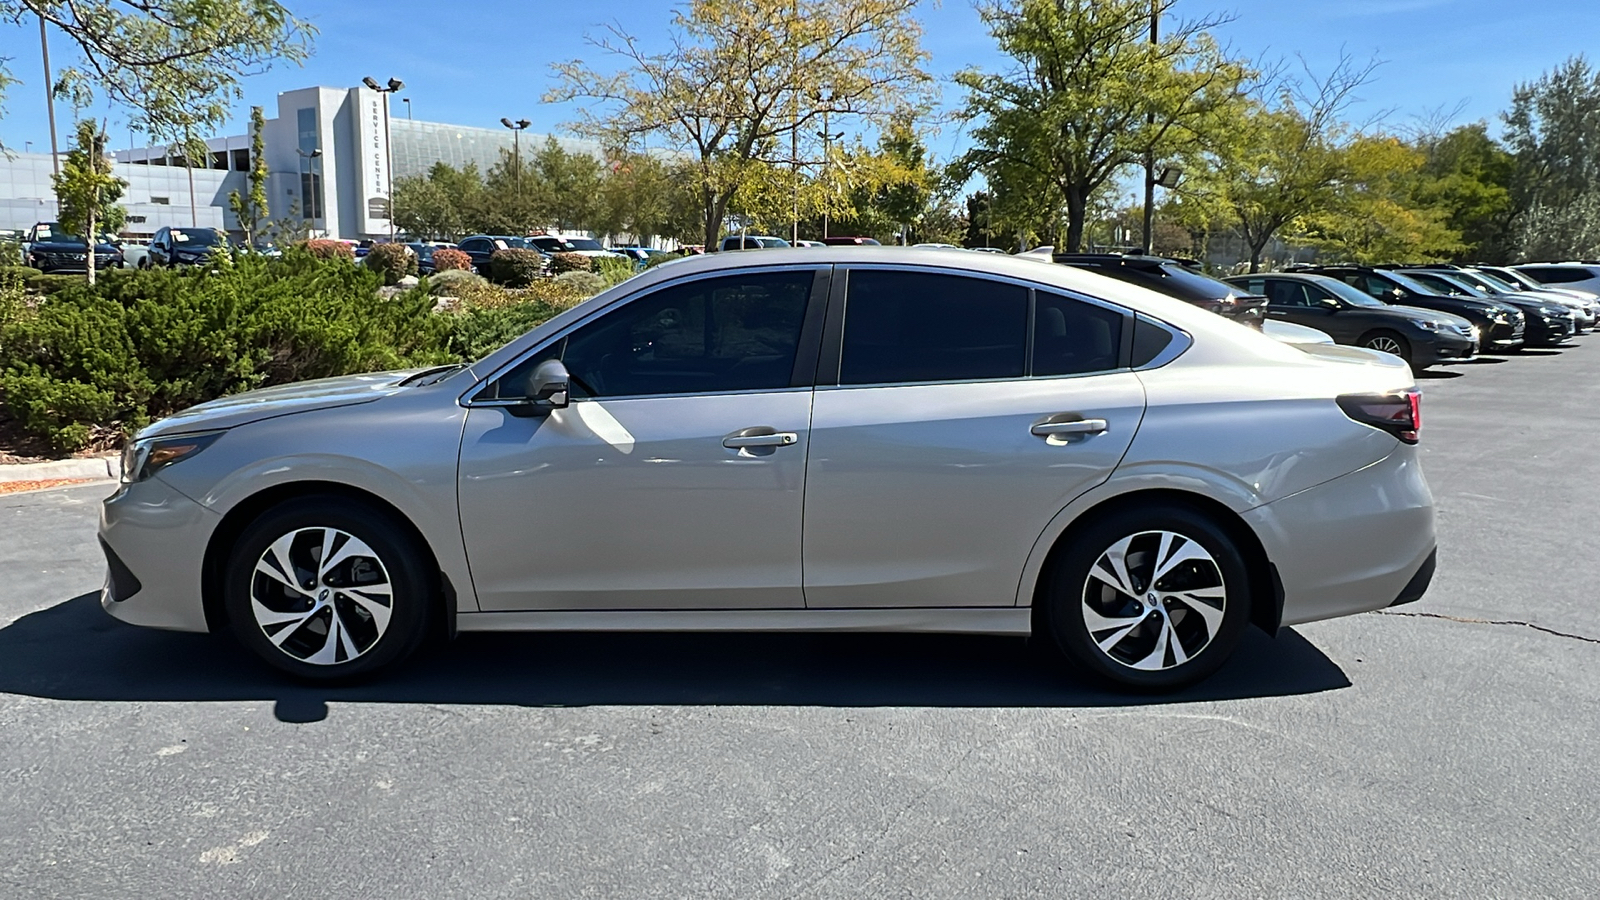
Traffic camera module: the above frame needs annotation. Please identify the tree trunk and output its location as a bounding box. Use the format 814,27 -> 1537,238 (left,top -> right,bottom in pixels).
1248,237 -> 1267,273
1064,189 -> 1088,253
701,191 -> 729,250
86,207 -> 97,287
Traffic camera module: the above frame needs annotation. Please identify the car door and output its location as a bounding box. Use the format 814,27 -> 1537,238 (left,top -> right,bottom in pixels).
457,266 -> 828,611
150,228 -> 168,265
802,267 -> 1146,608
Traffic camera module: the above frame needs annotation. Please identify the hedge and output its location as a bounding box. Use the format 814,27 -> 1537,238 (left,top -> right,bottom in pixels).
489,248 -> 547,287
431,248 -> 471,271
365,242 -> 416,285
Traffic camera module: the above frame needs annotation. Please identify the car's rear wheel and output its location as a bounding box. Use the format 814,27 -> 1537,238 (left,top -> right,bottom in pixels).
224,498 -> 434,681
1044,504 -> 1251,691
1360,330 -> 1411,363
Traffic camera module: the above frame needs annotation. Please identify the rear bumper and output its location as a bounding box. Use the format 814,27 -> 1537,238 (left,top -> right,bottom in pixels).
1243,447 -> 1436,627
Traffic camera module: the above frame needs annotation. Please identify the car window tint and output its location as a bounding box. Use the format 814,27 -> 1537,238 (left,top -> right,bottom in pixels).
556,271 -> 813,398
840,271 -> 1027,384
1264,280 -> 1312,307
1524,267 -> 1587,284
1032,291 -> 1123,376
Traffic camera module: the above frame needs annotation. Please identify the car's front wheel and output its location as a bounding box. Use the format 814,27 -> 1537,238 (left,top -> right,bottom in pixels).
224,498 -> 435,681
1361,330 -> 1411,363
1043,504 -> 1251,691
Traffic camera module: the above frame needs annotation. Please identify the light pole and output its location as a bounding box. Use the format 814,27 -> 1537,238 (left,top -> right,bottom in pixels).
402,98 -> 412,120
297,147 -> 323,236
38,14 -> 60,176
363,76 -> 404,239
1141,0 -> 1158,255
500,117 -> 531,225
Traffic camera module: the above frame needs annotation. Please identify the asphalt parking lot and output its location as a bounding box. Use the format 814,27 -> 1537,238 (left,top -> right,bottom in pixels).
1,343 -> 1597,899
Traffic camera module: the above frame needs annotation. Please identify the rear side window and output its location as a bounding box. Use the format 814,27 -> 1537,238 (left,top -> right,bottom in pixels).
1032,291 -> 1123,376
841,271 -> 1027,384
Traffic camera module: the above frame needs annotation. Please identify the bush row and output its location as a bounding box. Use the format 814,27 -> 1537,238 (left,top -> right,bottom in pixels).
0,252 -> 593,451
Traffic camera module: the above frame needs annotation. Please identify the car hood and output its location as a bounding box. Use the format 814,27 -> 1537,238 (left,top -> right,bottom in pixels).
138,369 -> 432,439
1385,305 -> 1473,327
30,240 -> 120,253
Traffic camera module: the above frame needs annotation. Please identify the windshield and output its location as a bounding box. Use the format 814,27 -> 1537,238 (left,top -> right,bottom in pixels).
757,237 -> 793,248
1482,267 -> 1538,290
171,228 -> 221,246
1449,271 -> 1501,292
1382,270 -> 1449,296
1406,270 -> 1486,297
1165,265 -> 1258,299
562,238 -> 605,252
1312,276 -> 1386,307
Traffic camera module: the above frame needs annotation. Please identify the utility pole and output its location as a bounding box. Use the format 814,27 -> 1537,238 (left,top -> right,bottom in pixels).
1141,0 -> 1158,256
39,14 -> 60,177
815,98 -> 842,240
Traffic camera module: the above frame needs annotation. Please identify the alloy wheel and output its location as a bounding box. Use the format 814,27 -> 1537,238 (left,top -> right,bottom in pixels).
1364,335 -> 1404,355
249,526 -> 394,665
1081,530 -> 1227,671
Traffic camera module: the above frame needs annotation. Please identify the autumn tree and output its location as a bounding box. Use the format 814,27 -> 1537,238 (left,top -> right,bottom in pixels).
955,0 -> 1252,252
548,0 -> 932,248
2,1 -> 313,153
227,106 -> 270,247
52,119 -> 126,285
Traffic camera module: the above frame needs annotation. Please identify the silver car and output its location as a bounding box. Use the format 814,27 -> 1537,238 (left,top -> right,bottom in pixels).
100,248 -> 1436,690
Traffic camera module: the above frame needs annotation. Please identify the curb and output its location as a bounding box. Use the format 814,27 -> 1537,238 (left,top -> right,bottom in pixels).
0,456 -> 117,484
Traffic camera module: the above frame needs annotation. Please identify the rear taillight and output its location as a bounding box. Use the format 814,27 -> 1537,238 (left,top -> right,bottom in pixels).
1337,389 -> 1421,444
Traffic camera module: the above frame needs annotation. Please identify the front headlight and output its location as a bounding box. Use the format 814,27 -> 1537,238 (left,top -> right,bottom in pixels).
1412,319 -> 1440,331
120,432 -> 222,483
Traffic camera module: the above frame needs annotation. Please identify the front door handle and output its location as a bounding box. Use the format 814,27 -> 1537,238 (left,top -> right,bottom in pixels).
1031,418 -> 1108,437
722,429 -> 799,449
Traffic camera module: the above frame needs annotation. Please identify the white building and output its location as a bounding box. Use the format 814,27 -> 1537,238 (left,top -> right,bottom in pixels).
3,84 -> 602,241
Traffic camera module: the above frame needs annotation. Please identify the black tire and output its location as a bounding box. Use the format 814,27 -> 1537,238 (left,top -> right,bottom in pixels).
1360,330 -> 1411,363
224,497 -> 435,681
1042,503 -> 1252,692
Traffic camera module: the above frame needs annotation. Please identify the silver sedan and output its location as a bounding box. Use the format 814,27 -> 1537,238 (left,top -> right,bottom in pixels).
99,248 -> 1436,690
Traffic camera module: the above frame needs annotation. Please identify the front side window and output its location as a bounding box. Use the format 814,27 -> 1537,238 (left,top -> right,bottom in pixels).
840,270 -> 1027,385
529,271 -> 815,399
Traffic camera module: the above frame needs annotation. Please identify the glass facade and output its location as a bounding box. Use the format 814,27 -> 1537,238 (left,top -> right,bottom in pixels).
388,119 -> 602,179
296,107 -> 324,221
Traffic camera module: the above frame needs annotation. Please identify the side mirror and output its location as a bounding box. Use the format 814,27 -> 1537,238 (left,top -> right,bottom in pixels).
1319,296 -> 1342,310
508,359 -> 570,417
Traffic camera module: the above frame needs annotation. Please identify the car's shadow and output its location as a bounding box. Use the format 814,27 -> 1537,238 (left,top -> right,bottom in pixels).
1415,369 -> 1463,379
0,594 -> 1351,721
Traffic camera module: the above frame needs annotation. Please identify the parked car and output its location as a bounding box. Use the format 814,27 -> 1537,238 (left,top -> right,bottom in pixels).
1511,263 -> 1600,295
403,242 -> 456,276
1400,264 -> 1595,332
1291,265 -> 1526,353
609,246 -> 653,264
527,235 -> 626,261
1224,272 -> 1475,369
1396,269 -> 1574,347
114,239 -> 151,270
455,235 -> 546,275
794,240 -> 826,248
100,247 -> 1436,691
1476,265 -> 1600,304
25,230 -> 124,273
147,227 -> 225,268
718,235 -> 791,251
1052,253 -> 1267,328
821,236 -> 882,246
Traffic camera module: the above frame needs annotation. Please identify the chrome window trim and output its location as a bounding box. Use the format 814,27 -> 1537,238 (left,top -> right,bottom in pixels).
823,263 -> 1140,389
460,263 -> 832,407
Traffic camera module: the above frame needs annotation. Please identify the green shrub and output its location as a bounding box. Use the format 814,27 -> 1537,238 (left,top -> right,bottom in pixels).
29,273 -> 85,295
593,256 -> 637,287
643,252 -> 679,270
489,248 -> 547,287
0,265 -> 36,284
431,248 -> 471,271
0,240 -> 21,267
303,238 -> 355,260
553,270 -> 608,296
549,252 -> 592,274
364,242 -> 415,285
0,251 -> 455,451
426,268 -> 487,295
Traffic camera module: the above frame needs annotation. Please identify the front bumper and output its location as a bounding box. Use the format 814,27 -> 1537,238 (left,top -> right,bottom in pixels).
1525,316 -> 1574,346
1242,446 -> 1436,627
98,476 -> 220,632
1411,330 -> 1475,367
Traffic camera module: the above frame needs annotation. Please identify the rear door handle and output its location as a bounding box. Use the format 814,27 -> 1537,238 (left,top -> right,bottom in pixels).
722,430 -> 799,449
1031,418 -> 1108,437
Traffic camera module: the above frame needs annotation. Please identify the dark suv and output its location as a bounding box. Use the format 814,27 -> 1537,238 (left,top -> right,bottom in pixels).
456,235 -> 547,275
1290,265 -> 1524,352
1223,272 -> 1475,369
23,222 -> 123,273
148,226 -> 225,267
1052,254 -> 1267,327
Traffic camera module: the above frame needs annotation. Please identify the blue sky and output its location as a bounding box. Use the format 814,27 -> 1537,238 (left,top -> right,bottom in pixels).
2,0 -> 1595,164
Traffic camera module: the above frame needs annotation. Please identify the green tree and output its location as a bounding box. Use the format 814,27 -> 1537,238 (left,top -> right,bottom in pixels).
227,106 -> 270,248
1296,136 -> 1462,264
52,119 -> 126,286
2,1 -> 313,152
392,162 -> 487,239
956,0 -> 1252,252
1410,123 -> 1518,263
549,0 -> 932,248
530,138 -> 604,232
1503,55 -> 1600,259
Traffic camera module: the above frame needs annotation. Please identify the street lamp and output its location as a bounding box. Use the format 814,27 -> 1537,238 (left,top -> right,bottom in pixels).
402,97 -> 412,120
297,147 -> 323,236
501,117 -> 532,218
363,76 -> 405,239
